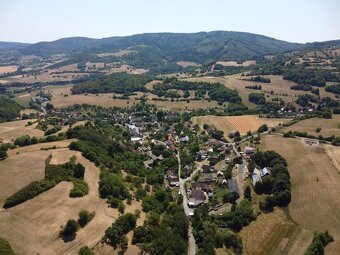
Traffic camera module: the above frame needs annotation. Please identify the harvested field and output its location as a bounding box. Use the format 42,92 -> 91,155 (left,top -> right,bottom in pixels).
0,150 -> 49,206
7,139 -> 76,157
259,135 -> 340,255
96,50 -> 136,58
0,148 -> 119,255
191,115 -> 290,135
0,65 -> 18,74
282,115 -> 340,137
324,145 -> 340,173
0,119 -> 44,143
240,208 -> 312,255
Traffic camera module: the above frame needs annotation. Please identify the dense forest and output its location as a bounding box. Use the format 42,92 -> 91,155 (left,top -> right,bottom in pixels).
0,97 -> 22,123
72,73 -> 152,94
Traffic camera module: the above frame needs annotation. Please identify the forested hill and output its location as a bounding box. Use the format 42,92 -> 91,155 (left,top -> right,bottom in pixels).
18,31 -> 301,63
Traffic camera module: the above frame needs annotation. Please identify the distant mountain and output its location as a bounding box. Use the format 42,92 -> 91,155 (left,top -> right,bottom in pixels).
17,31 -> 301,63
0,41 -> 30,51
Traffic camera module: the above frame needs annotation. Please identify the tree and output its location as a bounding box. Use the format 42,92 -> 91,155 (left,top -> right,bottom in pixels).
79,246 -> 94,255
78,210 -> 95,227
60,219 -> 78,237
0,149 -> 7,159
315,127 -> 321,133
244,186 -> 251,201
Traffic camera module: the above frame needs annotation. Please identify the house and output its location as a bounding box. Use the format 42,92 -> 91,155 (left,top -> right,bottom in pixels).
201,164 -> 214,173
188,189 -> 205,207
227,179 -> 239,194
179,136 -> 189,143
244,146 -> 255,158
144,159 -> 154,168
197,150 -> 207,160
260,167 -> 270,177
252,168 -> 262,186
191,183 -> 213,196
229,130 -> 238,138
216,171 -> 224,177
167,170 -> 179,187
198,173 -> 214,184
131,137 -> 143,143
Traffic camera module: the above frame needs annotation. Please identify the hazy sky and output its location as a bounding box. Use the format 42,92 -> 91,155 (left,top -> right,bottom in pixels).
0,0 -> 339,43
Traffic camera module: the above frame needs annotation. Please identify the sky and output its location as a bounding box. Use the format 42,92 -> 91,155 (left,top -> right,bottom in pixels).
0,0 -> 339,44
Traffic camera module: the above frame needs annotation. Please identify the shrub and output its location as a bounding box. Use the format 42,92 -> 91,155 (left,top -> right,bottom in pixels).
78,210 -> 95,227
69,179 -> 89,197
0,237 -> 16,255
79,246 -> 94,255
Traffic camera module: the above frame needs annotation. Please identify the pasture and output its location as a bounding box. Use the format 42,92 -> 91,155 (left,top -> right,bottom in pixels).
191,115 -> 290,136
281,115 -> 340,137
259,135 -> 340,255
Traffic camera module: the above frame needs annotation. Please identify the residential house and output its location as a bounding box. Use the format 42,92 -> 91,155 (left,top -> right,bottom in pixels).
167,170 -> 179,187
244,146 -> 255,158
260,167 -> 271,177
188,189 -> 205,207
191,183 -> 213,197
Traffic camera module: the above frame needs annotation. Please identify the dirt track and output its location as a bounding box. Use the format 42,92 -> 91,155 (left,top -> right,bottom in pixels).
0,148 -> 119,255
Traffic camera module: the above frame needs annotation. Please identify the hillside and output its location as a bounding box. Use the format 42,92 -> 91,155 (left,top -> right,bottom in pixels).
18,31 -> 301,63
0,41 -> 30,51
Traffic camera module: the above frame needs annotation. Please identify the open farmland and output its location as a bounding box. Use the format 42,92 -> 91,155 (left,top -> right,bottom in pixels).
281,115 -> 340,137
0,148 -> 120,255
259,135 -> 340,255
191,115 -> 290,135
0,150 -> 49,206
0,119 -> 44,143
324,145 -> 340,173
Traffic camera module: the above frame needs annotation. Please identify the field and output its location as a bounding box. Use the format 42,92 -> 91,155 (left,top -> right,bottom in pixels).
48,85 -> 221,111
324,145 -> 340,173
0,119 -> 44,143
0,148 -> 120,255
259,135 -> 340,255
187,74 -> 337,108
0,65 -> 18,74
215,60 -> 256,67
281,115 -> 340,137
240,208 -> 312,255
191,115 -> 291,135
176,61 -> 201,68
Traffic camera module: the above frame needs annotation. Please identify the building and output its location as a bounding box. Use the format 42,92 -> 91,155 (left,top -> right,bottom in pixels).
260,167 -> 270,177
244,146 -> 255,158
167,170 -> 179,187
201,164 -> 214,173
252,168 -> 262,186
191,183 -> 213,196
188,189 -> 205,207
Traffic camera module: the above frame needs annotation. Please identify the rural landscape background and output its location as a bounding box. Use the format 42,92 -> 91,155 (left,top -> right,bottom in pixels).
0,1 -> 339,255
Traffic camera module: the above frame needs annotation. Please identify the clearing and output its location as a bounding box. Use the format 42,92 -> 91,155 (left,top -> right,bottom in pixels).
0,119 -> 44,143
191,115 -> 290,135
259,135 -> 340,255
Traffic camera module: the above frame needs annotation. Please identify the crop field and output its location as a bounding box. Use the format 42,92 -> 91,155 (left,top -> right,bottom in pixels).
281,115 -> 340,137
0,148 -> 120,255
191,115 -> 290,135
186,74 -> 337,108
259,135 -> 340,255
324,145 -> 340,173
0,65 -> 18,74
0,119 -> 44,143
